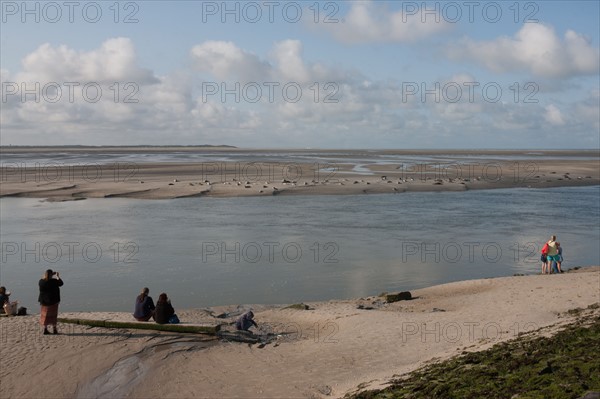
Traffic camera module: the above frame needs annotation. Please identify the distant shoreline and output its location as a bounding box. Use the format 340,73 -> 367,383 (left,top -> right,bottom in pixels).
0,145 -> 238,152
1,146 -> 598,157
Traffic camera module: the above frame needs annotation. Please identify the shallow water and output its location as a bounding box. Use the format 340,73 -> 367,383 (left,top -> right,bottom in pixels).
1,186 -> 598,311
1,149 -> 597,168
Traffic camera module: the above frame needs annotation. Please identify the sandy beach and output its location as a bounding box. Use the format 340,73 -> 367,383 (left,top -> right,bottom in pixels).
1,267 -> 598,398
0,149 -> 598,200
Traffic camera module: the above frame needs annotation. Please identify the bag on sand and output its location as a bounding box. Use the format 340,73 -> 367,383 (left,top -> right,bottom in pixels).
168,314 -> 180,324
3,301 -> 18,316
17,307 -> 27,316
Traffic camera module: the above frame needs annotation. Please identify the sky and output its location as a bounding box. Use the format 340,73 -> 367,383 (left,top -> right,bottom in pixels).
0,0 -> 599,149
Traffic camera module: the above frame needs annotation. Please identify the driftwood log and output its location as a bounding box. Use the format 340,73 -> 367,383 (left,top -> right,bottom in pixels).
57,317 -> 221,335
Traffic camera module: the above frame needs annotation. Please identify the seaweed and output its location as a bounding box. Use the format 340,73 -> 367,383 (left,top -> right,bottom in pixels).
351,314 -> 600,399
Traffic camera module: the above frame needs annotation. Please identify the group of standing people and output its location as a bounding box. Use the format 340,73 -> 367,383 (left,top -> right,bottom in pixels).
541,235 -> 564,274
133,287 -> 179,324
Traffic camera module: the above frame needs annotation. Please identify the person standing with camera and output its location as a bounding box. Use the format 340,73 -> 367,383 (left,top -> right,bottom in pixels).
38,269 -> 64,335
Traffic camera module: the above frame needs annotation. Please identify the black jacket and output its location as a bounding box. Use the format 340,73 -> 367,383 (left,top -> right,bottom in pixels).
154,301 -> 175,324
38,278 -> 63,306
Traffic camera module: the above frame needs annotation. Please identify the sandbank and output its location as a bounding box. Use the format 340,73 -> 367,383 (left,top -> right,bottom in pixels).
1,149 -> 598,200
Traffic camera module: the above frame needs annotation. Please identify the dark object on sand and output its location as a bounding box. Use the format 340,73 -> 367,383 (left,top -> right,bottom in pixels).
218,330 -> 261,344
218,329 -> 280,346
357,305 -> 374,310
284,303 -> 310,310
385,291 -> 412,303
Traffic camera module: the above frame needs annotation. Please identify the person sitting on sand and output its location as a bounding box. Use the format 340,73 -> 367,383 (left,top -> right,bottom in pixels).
154,293 -> 178,324
235,310 -> 258,331
0,286 -> 11,314
133,287 -> 155,321
0,286 -> 10,306
545,235 -> 559,274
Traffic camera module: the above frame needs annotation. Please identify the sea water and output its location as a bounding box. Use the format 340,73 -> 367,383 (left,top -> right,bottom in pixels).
1,186 -> 598,311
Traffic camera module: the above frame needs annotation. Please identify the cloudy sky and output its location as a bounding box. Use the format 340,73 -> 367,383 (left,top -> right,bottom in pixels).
1,1 -> 598,148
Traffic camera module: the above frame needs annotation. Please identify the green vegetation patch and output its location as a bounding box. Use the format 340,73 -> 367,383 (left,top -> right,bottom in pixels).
352,314 -> 600,399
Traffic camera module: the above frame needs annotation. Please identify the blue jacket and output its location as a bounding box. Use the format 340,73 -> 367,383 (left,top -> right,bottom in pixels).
133,295 -> 155,318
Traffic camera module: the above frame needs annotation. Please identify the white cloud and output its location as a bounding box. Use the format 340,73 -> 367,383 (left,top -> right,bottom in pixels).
449,24 -> 600,78
2,38 -> 598,148
190,39 -> 341,86
16,38 -> 157,84
544,104 -> 565,125
311,1 -> 451,44
271,40 -> 310,83
190,41 -> 271,82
